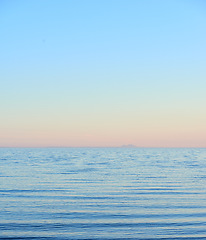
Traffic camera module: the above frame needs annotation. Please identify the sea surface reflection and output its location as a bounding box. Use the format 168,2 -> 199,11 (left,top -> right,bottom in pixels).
0,148 -> 206,239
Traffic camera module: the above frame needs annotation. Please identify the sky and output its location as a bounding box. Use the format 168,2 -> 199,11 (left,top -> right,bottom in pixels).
1,0 -> 206,147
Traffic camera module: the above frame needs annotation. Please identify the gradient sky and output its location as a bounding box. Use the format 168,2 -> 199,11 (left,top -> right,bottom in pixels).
1,0 -> 206,147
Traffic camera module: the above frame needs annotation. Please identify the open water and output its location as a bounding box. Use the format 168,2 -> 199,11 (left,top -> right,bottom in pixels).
0,148 -> 206,239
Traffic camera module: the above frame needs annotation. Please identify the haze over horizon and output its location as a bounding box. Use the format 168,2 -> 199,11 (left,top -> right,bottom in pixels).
1,0 -> 206,148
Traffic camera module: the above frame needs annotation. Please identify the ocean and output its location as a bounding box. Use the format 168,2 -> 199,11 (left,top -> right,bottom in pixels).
0,147 -> 206,239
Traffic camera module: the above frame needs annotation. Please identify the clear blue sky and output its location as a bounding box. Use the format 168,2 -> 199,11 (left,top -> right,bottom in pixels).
1,0 -> 206,147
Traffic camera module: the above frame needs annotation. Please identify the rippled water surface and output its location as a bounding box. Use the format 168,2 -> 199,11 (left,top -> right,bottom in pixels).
0,148 -> 206,239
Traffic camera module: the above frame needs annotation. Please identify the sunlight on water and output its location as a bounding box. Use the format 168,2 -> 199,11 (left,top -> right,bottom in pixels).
0,148 -> 206,239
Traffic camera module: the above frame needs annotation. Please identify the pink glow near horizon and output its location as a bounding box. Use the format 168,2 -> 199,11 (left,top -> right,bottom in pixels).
1,1 -> 206,148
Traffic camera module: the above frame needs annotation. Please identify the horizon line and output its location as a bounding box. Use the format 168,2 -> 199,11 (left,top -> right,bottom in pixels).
0,146 -> 205,149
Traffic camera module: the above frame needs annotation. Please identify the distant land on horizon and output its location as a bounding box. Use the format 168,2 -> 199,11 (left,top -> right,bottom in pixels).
121,144 -> 137,148
36,145 -> 139,148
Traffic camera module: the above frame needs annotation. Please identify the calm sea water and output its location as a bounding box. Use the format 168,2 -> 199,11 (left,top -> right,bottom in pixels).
0,148 -> 206,240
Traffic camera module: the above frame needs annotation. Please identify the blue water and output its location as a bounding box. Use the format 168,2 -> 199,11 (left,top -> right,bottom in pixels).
0,148 -> 206,239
